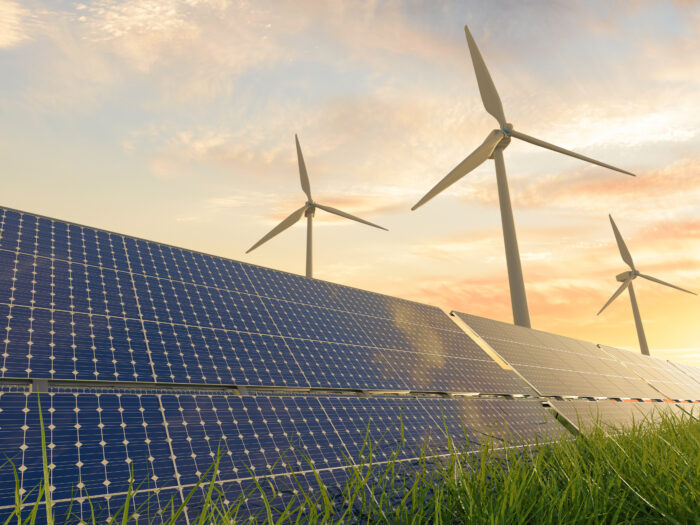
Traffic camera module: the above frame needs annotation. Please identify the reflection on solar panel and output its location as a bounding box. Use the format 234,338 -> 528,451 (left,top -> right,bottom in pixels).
453,312 -> 661,399
599,345 -> 700,402
0,388 -> 562,522
0,206 -> 532,396
549,399 -> 690,433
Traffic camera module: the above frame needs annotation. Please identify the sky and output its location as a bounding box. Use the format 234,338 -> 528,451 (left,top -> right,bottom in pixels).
1,0 -> 699,366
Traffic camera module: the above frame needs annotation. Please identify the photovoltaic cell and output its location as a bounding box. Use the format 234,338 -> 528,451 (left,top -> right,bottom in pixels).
0,206 -> 533,395
453,312 -> 661,399
0,388 -> 561,522
599,345 -> 700,401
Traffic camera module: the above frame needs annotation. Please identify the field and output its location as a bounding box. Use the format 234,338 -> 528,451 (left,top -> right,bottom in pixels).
3,407 -> 698,525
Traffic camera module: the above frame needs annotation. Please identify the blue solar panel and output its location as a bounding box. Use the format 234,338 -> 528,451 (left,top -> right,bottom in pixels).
0,388 -> 562,521
0,205 -> 533,395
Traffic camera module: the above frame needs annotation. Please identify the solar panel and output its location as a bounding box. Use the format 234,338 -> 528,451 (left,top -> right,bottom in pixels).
453,312 -> 661,399
598,345 -> 700,402
0,388 -> 562,521
0,206 -> 533,395
549,399 -> 690,433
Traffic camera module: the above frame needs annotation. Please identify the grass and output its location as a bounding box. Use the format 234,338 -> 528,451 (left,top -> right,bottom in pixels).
2,406 -> 698,524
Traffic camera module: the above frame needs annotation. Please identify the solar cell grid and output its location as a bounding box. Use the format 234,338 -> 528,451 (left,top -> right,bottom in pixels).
326,282 -> 461,333
0,389 -> 563,521
454,312 -> 662,399
244,264 -> 342,310
285,338 -> 406,391
0,205 -> 536,396
599,345 -> 700,401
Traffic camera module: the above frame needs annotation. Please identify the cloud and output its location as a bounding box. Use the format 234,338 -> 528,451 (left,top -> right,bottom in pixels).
10,0 -> 298,108
75,0 -> 204,72
76,0 -> 298,101
0,0 -> 33,48
509,157 -> 700,213
138,125 -> 293,179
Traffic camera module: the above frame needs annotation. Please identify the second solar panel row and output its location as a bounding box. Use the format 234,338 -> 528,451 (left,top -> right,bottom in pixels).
0,390 -> 564,523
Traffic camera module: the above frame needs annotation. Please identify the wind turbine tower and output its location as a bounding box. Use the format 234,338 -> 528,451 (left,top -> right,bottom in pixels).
412,26 -> 636,328
247,135 -> 388,278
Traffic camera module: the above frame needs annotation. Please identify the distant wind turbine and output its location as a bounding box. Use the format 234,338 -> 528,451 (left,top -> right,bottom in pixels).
412,25 -> 636,329
598,215 -> 696,356
246,135 -> 388,278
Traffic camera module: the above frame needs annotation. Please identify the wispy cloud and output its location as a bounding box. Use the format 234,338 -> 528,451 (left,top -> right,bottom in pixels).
510,157 -> 700,213
0,0 -> 34,48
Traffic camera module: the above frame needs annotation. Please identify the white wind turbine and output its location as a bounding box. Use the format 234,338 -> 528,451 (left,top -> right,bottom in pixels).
412,25 -> 636,328
598,215 -> 696,356
246,135 -> 388,278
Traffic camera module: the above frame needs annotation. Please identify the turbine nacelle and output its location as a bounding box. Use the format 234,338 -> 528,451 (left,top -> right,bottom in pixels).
616,270 -> 638,282
489,128 -> 510,156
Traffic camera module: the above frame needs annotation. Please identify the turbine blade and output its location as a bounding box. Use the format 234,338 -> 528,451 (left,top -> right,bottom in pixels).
609,215 -> 635,270
464,25 -> 506,127
246,205 -> 308,253
411,130 -> 504,211
314,203 -> 388,231
509,130 -> 636,177
638,274 -> 697,295
597,279 -> 632,315
295,134 -> 312,201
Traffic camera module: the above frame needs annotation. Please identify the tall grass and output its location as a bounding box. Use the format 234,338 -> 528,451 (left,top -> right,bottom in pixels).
2,409 -> 698,524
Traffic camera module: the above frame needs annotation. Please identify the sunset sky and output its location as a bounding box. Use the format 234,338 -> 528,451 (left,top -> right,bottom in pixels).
1,1 -> 699,366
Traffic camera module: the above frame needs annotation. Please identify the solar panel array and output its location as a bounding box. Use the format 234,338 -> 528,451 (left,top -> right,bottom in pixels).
549,399 -> 692,433
0,205 -> 695,521
0,206 -> 532,396
0,206 -> 559,522
599,345 -> 700,402
453,312 -> 662,399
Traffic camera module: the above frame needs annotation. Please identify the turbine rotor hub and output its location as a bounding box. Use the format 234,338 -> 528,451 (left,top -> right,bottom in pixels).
616,270 -> 636,282
492,128 -> 510,152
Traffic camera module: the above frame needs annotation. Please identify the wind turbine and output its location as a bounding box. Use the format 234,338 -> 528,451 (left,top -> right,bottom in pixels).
412,25 -> 636,328
597,215 -> 696,356
246,135 -> 388,279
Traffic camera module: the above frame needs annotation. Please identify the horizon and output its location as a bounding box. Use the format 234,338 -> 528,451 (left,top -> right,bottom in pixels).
1,1 -> 698,365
